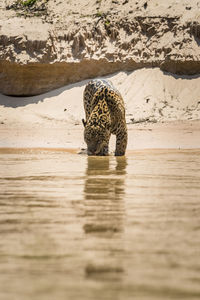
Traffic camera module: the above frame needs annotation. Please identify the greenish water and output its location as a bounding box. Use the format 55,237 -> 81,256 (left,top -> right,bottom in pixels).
0,149 -> 200,300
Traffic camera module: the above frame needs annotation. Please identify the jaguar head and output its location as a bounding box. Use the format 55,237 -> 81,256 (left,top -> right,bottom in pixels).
82,119 -> 110,156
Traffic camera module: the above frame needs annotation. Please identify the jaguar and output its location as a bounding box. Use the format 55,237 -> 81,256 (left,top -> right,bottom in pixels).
82,79 -> 127,156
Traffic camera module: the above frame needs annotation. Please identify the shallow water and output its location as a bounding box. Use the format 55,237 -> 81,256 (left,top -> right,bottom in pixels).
0,148 -> 200,300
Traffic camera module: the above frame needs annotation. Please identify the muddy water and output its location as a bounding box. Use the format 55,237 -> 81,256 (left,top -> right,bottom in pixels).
0,149 -> 200,300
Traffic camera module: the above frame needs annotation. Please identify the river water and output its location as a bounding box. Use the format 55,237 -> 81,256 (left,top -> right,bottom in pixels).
0,148 -> 200,300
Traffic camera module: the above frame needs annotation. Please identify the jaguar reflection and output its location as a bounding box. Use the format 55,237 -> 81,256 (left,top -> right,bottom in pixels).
83,156 -> 127,281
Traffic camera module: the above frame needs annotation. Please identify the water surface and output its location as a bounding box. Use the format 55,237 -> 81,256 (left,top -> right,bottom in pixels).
0,149 -> 200,300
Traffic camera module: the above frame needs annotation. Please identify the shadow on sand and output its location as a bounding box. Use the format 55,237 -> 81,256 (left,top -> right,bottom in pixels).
0,80 -> 87,108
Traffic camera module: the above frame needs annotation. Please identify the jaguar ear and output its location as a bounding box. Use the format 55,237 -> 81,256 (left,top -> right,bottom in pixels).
82,118 -> 87,127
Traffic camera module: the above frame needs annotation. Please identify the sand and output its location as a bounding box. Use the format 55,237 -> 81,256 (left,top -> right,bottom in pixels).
0,68 -> 200,151
1,0 -> 200,95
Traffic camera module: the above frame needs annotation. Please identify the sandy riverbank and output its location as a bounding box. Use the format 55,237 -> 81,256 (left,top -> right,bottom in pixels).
0,68 -> 200,151
0,121 -> 200,151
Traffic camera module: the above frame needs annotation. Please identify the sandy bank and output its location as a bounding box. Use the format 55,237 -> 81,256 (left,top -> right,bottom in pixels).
0,121 -> 200,151
0,68 -> 200,151
1,0 -> 200,95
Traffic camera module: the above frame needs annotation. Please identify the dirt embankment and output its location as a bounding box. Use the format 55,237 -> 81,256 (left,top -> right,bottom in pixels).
0,0 -> 200,95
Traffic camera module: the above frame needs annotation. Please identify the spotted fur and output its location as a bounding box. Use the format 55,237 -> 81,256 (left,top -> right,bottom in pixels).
82,79 -> 127,156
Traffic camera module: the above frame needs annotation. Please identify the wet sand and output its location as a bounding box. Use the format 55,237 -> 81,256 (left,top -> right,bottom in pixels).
0,148 -> 200,300
1,120 -> 200,150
